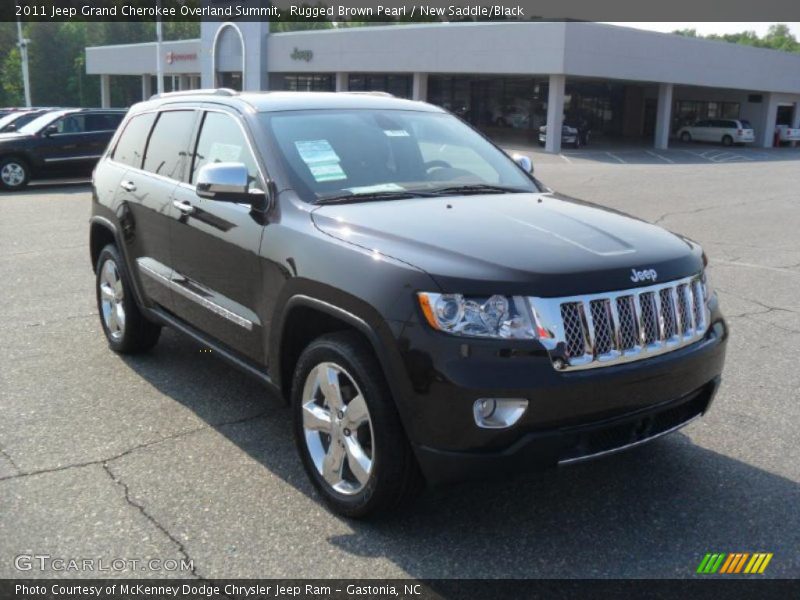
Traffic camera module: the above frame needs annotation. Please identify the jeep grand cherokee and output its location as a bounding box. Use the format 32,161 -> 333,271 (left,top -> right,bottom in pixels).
90,90 -> 727,517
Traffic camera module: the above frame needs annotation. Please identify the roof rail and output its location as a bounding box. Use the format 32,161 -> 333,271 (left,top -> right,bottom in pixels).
148,88 -> 239,101
341,91 -> 395,98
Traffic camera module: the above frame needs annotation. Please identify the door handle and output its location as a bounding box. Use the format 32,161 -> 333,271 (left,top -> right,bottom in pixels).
173,200 -> 195,215
120,180 -> 136,192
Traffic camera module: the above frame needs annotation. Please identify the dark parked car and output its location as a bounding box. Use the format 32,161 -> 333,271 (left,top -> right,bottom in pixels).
0,109 -> 55,133
90,90 -> 726,517
0,108 -> 126,190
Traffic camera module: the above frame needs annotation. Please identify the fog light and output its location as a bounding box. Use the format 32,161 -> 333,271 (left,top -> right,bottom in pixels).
473,398 -> 528,429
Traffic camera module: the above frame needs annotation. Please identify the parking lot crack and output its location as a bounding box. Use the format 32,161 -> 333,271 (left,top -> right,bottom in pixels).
102,462 -> 201,579
0,446 -> 21,474
652,199 -> 757,225
0,411 -> 270,484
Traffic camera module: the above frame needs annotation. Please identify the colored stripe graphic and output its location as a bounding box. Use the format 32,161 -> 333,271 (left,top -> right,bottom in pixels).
697,553 -> 726,574
700,552 -> 773,574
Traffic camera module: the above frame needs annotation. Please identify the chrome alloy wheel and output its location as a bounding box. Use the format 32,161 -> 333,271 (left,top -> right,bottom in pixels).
99,259 -> 126,341
1,162 -> 25,187
301,362 -> 374,495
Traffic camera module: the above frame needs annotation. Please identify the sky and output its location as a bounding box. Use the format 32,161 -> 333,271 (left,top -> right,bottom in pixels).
605,22 -> 800,38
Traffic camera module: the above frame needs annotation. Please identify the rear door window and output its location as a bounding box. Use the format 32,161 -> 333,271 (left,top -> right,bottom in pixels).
142,111 -> 197,181
87,112 -> 124,132
112,113 -> 157,169
54,114 -> 87,134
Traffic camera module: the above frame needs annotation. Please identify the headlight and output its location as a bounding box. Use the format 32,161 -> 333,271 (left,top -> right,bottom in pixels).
417,292 -> 543,340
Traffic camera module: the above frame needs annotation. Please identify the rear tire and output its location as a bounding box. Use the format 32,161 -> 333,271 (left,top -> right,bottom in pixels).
0,157 -> 30,190
95,244 -> 161,354
722,135 -> 733,147
680,131 -> 692,143
291,331 -> 422,518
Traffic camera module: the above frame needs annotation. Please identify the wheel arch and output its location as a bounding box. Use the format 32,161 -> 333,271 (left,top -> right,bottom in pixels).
274,295 -> 389,399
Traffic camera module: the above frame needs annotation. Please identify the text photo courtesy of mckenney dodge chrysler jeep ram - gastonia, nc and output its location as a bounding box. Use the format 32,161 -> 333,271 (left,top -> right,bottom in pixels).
88,89 -> 727,518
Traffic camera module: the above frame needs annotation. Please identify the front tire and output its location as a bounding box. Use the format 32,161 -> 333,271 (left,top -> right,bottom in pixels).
292,332 -> 421,518
0,157 -> 30,190
95,244 -> 161,354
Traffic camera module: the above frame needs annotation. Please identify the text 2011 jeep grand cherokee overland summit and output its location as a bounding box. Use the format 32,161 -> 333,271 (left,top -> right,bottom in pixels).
90,90 -> 727,517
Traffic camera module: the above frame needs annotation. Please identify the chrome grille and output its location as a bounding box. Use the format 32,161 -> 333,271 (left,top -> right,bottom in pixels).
529,274 -> 710,371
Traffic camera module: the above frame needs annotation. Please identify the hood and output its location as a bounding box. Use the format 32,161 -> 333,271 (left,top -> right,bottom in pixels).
0,132 -> 30,144
311,192 -> 703,296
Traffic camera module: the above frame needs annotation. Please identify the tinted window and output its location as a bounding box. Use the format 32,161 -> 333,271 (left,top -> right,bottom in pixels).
54,114 -> 87,134
192,112 -> 260,185
113,113 -> 157,168
143,111 -> 196,180
86,112 -> 124,132
740,120 -> 753,129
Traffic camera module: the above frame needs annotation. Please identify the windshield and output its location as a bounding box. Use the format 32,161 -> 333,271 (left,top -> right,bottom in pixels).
18,111 -> 67,135
0,112 -> 24,130
261,109 -> 538,202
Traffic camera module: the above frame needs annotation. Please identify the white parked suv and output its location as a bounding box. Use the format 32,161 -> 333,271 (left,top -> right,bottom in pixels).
677,119 -> 755,146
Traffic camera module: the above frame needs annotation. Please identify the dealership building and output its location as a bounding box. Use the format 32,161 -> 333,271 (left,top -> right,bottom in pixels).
85,21 -> 800,152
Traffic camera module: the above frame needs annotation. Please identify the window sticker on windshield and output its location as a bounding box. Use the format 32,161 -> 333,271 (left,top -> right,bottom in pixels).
346,183 -> 404,194
208,142 -> 243,163
309,162 -> 347,182
383,130 -> 410,137
295,139 -> 347,182
295,140 -> 340,164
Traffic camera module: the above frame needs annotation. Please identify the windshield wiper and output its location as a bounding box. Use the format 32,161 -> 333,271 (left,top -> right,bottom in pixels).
315,190 -> 436,205
428,184 -> 530,196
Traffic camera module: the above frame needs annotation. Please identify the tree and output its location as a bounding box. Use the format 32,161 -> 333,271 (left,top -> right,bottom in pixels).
673,24 -> 799,53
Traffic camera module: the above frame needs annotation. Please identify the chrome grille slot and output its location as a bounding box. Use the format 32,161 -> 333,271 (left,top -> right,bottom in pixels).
589,299 -> 614,355
659,288 -> 678,339
639,292 -> 659,345
676,283 -> 693,336
615,296 -> 638,350
530,274 -> 710,371
560,302 -> 587,359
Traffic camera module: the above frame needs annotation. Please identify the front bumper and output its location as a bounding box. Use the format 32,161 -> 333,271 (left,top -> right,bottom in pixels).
415,377 -> 719,484
394,311 -> 727,485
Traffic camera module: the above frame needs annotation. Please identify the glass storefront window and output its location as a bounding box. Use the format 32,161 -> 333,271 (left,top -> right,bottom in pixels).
282,74 -> 334,92
348,74 -> 412,98
673,100 -> 740,130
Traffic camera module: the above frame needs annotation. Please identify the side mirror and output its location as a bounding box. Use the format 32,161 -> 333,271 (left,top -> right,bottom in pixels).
196,162 -> 251,202
5,123 -> 16,132
512,153 -> 533,175
44,125 -> 59,137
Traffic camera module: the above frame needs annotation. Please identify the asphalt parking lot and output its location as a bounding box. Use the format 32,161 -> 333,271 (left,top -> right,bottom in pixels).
1,145 -> 799,579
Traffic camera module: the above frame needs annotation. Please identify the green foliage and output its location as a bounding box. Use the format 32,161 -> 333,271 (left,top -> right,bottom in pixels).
673,24 -> 800,53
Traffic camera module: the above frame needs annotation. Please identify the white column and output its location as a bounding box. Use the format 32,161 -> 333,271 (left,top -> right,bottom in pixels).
757,94 -> 778,148
141,75 -> 152,100
100,74 -> 111,108
412,72 -> 428,101
654,83 -> 673,150
335,72 -> 348,92
545,74 -> 565,154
